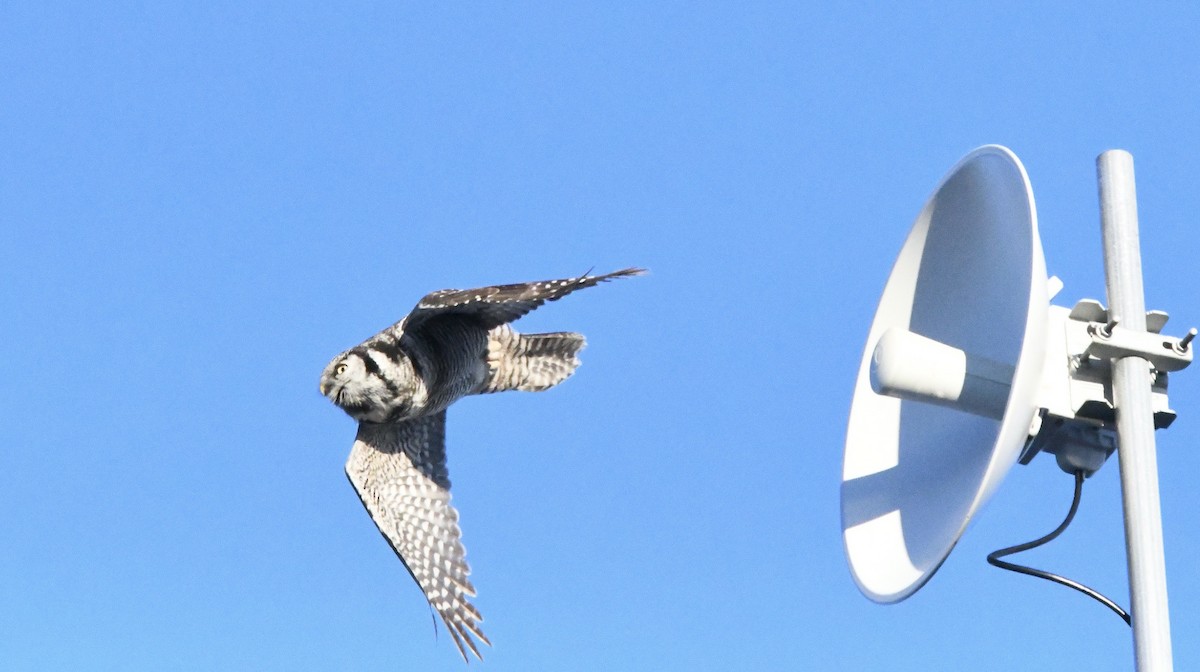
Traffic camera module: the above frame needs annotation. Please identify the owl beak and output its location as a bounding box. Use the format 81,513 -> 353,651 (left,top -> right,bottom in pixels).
319,381 -> 330,396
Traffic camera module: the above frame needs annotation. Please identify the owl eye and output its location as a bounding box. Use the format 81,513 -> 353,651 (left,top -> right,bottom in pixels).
336,363 -> 348,375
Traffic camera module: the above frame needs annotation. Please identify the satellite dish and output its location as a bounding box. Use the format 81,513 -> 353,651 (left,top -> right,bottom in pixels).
841,145 -> 1048,602
842,145 -> 1194,668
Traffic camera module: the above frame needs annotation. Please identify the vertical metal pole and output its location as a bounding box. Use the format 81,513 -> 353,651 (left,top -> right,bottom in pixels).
1097,150 -> 1173,671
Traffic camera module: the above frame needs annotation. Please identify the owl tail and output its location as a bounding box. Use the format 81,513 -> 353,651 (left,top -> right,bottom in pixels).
482,325 -> 586,393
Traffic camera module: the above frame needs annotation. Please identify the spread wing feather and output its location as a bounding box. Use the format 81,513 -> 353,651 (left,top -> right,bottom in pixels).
406,267 -> 645,332
345,413 -> 490,661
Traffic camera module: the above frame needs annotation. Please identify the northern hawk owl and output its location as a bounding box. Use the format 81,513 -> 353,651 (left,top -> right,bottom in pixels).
319,268 -> 643,660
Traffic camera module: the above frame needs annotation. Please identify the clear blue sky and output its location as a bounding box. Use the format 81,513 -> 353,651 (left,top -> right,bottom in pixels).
2,3 -> 1199,671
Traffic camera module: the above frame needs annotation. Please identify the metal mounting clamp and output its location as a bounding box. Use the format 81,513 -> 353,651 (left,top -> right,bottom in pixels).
1084,321 -> 1195,372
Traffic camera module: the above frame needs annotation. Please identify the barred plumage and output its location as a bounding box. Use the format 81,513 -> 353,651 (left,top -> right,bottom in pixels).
319,267 -> 643,661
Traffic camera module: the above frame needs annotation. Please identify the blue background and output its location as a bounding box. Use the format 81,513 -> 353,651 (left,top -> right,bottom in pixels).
2,3 -> 1198,670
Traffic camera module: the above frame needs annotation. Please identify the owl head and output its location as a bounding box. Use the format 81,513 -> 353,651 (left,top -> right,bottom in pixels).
319,349 -> 406,423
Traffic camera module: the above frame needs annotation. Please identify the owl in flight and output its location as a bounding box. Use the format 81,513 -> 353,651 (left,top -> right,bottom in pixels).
319,267 -> 644,660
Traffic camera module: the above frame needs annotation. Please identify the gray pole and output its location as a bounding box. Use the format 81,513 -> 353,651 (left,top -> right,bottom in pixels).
1097,150 -> 1173,671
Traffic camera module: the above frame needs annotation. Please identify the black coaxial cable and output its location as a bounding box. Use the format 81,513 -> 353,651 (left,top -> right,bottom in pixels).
987,470 -> 1131,626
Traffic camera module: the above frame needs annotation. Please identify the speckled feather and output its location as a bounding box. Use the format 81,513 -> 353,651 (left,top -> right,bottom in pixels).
346,414 -> 490,659
405,267 -> 645,332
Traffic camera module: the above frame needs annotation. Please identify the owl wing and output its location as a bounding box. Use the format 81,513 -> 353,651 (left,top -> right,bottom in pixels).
404,267 -> 645,332
345,412 -> 489,661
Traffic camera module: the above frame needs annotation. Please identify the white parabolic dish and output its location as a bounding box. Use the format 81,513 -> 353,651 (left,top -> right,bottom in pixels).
841,145 -> 1049,603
